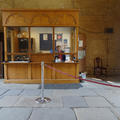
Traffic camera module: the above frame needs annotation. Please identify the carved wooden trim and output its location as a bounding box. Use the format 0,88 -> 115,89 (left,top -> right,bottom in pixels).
65,14 -> 77,24
5,13 -> 27,25
2,10 -> 79,26
54,14 -> 64,24
31,14 -> 52,25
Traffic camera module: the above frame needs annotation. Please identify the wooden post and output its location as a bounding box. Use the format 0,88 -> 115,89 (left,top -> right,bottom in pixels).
4,27 -> 7,61
28,27 -> 32,80
53,27 -> 55,57
4,27 -> 8,79
74,28 -> 76,53
76,27 -> 79,60
28,27 -> 31,60
11,31 -> 14,61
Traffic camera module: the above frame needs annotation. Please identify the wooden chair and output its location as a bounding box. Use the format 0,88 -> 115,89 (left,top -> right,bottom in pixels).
94,57 -> 107,77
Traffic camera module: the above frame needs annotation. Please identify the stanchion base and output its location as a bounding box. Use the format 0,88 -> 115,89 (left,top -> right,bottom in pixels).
35,97 -> 51,104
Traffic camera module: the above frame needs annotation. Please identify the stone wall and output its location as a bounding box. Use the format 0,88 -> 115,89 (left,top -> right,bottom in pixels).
0,0 -> 120,75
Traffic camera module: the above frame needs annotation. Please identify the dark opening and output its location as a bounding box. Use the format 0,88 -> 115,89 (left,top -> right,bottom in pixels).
0,32 -> 4,78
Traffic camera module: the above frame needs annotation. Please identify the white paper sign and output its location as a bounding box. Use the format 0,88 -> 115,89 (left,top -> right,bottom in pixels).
79,40 -> 83,47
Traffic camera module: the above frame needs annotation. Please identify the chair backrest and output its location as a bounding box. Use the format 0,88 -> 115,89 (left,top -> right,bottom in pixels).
94,57 -> 102,68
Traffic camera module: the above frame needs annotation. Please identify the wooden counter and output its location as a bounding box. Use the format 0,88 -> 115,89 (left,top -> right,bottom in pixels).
4,62 -> 80,84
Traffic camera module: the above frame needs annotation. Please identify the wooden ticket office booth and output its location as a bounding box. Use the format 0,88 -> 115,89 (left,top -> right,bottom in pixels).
2,9 -> 81,84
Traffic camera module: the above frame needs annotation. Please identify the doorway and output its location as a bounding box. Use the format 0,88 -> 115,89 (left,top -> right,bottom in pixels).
0,32 -> 4,78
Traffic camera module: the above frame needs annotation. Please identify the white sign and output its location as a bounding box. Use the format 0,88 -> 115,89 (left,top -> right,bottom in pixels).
79,40 -> 83,47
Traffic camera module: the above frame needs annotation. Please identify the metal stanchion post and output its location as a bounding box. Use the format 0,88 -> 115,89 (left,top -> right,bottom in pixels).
35,61 -> 51,104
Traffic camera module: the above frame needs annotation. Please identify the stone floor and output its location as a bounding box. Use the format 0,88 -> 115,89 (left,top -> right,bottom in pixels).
0,77 -> 120,120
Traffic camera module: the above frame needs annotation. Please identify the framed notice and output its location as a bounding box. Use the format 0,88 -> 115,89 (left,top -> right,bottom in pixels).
55,34 -> 57,40
64,39 -> 67,45
43,34 -> 48,40
79,40 -> 83,47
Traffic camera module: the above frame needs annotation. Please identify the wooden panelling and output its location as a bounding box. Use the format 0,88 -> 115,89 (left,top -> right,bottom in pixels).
4,79 -> 80,84
44,63 -> 52,79
31,63 -> 52,79
31,54 -> 54,62
4,62 -> 79,84
2,9 -> 79,27
31,64 -> 41,79
7,64 -> 28,79
54,63 -> 77,79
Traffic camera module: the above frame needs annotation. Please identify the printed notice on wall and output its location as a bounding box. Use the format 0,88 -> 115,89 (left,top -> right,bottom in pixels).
43,34 -> 48,40
79,40 -> 83,47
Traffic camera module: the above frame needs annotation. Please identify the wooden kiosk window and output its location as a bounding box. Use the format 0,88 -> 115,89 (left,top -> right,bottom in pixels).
2,9 -> 80,84
6,27 -> 30,61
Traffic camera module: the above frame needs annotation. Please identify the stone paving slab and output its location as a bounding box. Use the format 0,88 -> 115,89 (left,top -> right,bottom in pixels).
92,89 -> 114,96
85,97 -> 112,107
62,96 -> 88,108
74,108 -> 118,120
14,96 -> 63,108
20,89 -> 41,96
111,108 -> 120,119
0,108 -> 32,120
75,88 -> 97,96
0,82 -> 39,89
53,88 -> 97,97
22,84 -> 40,89
0,96 -> 20,107
53,90 -> 79,97
2,89 -> 23,96
80,82 -> 98,88
42,90 -> 53,97
0,84 -> 26,89
104,95 -> 120,107
0,89 -> 8,96
29,108 -> 76,120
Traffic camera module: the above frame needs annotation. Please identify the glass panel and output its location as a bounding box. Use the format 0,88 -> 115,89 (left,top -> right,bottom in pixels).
30,27 -> 53,53
6,27 -> 29,61
7,27 -> 29,53
54,27 -> 75,53
7,55 -> 11,61
54,27 -> 76,63
78,50 -> 86,60
54,54 -> 76,63
6,27 -> 11,53
14,55 -> 29,61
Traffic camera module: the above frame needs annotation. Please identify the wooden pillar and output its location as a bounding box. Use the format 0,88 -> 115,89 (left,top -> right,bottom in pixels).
4,27 -> 8,79
11,31 -> 14,61
76,27 -> 79,60
4,27 -> 7,61
74,28 -> 76,53
53,27 -> 55,57
28,27 -> 31,60
71,29 -> 73,53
